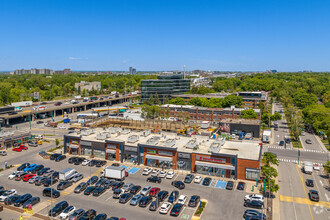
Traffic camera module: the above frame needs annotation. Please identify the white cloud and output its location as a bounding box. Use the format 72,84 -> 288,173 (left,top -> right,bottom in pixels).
69,57 -> 88,60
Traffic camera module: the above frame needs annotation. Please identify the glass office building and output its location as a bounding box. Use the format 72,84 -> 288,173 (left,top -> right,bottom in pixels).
141,74 -> 191,103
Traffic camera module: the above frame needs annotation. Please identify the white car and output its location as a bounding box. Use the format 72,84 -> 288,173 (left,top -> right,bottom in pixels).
244,194 -> 264,203
0,189 -> 17,201
58,205 -> 75,219
140,186 -> 152,196
194,176 -> 202,183
159,170 -> 168,178
166,171 -> 175,179
142,168 -> 152,175
178,195 -> 188,205
59,126 -> 66,129
151,169 -> 160,177
313,164 -> 320,171
159,202 -> 172,214
8,171 -> 22,180
82,159 -> 90,166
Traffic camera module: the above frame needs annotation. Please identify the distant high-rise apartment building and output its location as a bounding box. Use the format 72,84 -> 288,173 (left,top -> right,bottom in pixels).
75,81 -> 101,92
11,68 -> 53,75
129,67 -> 136,74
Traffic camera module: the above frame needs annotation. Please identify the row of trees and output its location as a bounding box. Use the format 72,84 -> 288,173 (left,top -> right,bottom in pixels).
0,74 -> 156,105
170,95 -> 243,108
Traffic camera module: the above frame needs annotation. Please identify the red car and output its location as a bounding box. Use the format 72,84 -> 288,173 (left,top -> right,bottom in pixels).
13,147 -> 22,152
149,187 -> 160,197
22,174 -> 36,182
19,145 -> 28,150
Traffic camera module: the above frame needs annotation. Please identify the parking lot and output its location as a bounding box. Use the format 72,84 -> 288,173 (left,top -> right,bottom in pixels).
1,146 -> 258,220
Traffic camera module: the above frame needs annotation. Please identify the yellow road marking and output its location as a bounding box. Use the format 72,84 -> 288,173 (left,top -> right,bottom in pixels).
295,164 -> 314,219
280,195 -> 330,208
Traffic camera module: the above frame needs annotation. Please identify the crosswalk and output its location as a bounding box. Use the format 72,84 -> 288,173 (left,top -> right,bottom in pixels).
278,158 -> 324,166
267,146 -> 326,154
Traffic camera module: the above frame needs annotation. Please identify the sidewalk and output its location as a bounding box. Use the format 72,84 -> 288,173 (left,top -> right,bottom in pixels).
273,166 -> 280,220
314,135 -> 328,153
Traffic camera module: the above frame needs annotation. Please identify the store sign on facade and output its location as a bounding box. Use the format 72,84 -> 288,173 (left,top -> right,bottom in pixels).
71,140 -> 79,145
80,141 -> 92,146
158,151 -> 173,156
178,152 -> 191,159
125,146 -> 137,152
107,144 -> 117,149
196,155 -> 226,163
146,149 -> 156,154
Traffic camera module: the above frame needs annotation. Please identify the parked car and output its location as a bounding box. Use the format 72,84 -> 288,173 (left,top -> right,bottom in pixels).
172,181 -> 185,189
157,190 -> 169,202
49,201 -> 69,217
68,157 -> 78,164
95,178 -> 107,187
168,190 -> 179,203
244,200 -> 264,209
12,147 -> 22,152
0,150 -> 7,156
306,179 -> 314,187
50,153 -> 61,160
309,190 -> 319,202
151,169 -> 160,177
59,205 -> 75,219
243,210 -> 266,219
170,203 -> 183,216
244,194 -> 264,203
31,165 -> 45,174
17,163 -> 30,171
35,177 -> 48,186
142,168 -> 152,175
130,185 -> 141,195
96,160 -> 107,167
43,178 -> 58,187
74,182 -> 88,193
166,171 -> 175,179
202,177 -> 212,186
194,176 -> 202,183
139,196 -> 152,207
122,183 -> 134,192
14,193 -> 32,207
147,176 -> 162,183
73,157 -> 84,165
279,141 -> 285,146
80,209 -> 97,220
4,194 -> 21,205
51,171 -> 59,179
159,202 -> 172,214
71,173 -> 84,183
84,186 -> 97,195
43,188 -> 60,198
0,189 -> 17,202
104,180 -> 116,189
113,189 -> 124,199
178,195 -> 188,205
130,195 -> 143,206
82,159 -> 90,166
55,155 -> 66,162
68,208 -> 84,220
29,176 -> 41,184
22,197 -> 40,208
149,200 -> 160,211
184,174 -> 194,183
94,214 -> 107,220
226,181 -> 234,190
22,174 -> 36,182
87,176 -> 99,185
188,195 -> 200,207
305,139 -> 312,144
8,171 -> 23,180
15,172 -> 28,181
37,167 -> 50,176
237,182 -> 245,190
140,186 -> 152,196
112,181 -> 124,190
57,181 -> 73,190
149,187 -> 160,197
119,193 -> 133,204
93,187 -> 106,197
88,160 -> 98,167
24,164 -> 37,172
159,170 -> 167,178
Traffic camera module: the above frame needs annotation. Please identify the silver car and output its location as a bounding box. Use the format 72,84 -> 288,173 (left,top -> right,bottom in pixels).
71,173 -> 83,183
29,176 -> 41,184
130,194 -> 143,206
122,183 -> 134,192
43,170 -> 55,177
140,186 -> 152,196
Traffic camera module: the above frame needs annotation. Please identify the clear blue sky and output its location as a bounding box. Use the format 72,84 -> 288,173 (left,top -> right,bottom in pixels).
0,0 -> 329,71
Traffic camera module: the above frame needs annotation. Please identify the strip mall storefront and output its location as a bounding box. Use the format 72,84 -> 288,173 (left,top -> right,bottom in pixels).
139,144 -> 177,170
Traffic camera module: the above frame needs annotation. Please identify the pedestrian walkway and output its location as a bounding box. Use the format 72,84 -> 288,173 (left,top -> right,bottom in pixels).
267,145 -> 326,154
280,195 -> 330,208
277,158 -> 324,166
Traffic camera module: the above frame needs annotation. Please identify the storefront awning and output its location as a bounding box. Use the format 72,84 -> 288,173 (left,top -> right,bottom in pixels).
195,161 -> 235,170
69,145 -> 79,149
106,149 -> 116,154
145,155 -> 172,162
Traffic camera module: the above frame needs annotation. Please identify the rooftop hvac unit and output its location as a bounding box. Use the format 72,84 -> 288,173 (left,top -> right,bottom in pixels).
127,135 -> 139,143
121,129 -> 131,134
185,138 -> 199,149
81,129 -> 94,136
146,136 -> 160,145
140,130 -> 151,137
109,127 -> 121,134
208,138 -> 225,153
163,138 -> 176,147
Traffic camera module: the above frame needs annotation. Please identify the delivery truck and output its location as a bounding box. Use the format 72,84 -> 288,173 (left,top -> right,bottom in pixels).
262,130 -> 272,143
303,161 -> 313,174
11,101 -> 33,107
102,166 -> 126,180
59,168 -> 76,181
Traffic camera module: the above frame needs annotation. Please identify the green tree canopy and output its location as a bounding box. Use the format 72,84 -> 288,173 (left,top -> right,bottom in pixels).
240,109 -> 258,119
169,97 -> 186,105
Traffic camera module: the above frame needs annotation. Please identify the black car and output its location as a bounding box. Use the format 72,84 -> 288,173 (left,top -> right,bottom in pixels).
202,177 -> 212,186
35,177 -> 48,186
111,163 -> 120,167
43,178 -> 58,187
130,185 -> 141,194
69,209 -> 84,220
170,203 -> 183,216
244,200 -> 264,209
74,182 -> 88,193
237,182 -> 245,190
149,200 -> 160,211
37,167 -> 50,176
306,179 -> 314,187
49,201 -> 69,217
15,172 -> 28,181
93,187 -> 106,197
188,195 -> 200,207
31,165 -> 44,174
36,121 -> 44,124
157,190 -> 169,202
95,178 -> 107,187
172,181 -> 185,189
226,181 -> 234,190
95,213 -> 108,220
57,181 -> 73,190
88,160 -> 98,167
104,180 -> 116,189
55,155 -> 66,162
51,171 -> 59,179
0,190 -> 6,196
74,157 -> 84,165
43,188 -> 60,198
14,193 -> 32,207
50,153 -> 61,160
279,141 -> 285,146
147,176 -> 162,183
309,190 -> 319,202
68,157 -> 78,164
84,186 -> 97,195
112,181 -> 124,190
4,194 -> 21,205
139,196 -> 152,207
17,163 -> 30,171
119,193 -> 133,204
96,160 -> 107,167
168,190 -> 179,203
22,197 -> 40,208
80,209 -> 97,220
87,176 -> 99,185
243,209 -> 266,219
184,174 -> 194,183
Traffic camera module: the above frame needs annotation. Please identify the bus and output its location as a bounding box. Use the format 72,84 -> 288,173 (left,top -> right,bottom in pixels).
90,96 -> 98,101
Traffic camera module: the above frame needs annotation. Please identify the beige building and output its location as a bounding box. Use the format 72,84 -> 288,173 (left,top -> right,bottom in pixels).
75,81 -> 101,92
